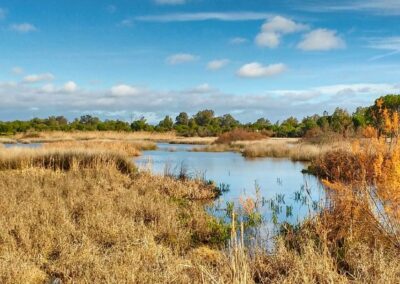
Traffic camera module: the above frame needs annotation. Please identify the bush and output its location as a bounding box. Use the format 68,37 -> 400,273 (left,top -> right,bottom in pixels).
215,129 -> 266,144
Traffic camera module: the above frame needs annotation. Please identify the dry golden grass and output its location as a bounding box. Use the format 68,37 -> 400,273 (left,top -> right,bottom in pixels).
0,149 -> 229,283
242,139 -> 349,161
43,140 -> 156,156
249,234 -> 400,283
10,131 -> 216,145
0,137 -> 16,144
193,138 -> 346,162
0,142 -> 399,283
0,148 -> 136,174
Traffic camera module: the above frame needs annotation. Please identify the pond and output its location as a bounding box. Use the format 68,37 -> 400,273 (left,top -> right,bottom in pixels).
134,143 -> 325,232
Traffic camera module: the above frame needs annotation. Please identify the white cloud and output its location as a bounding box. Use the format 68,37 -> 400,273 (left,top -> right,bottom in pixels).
110,84 -> 140,96
166,53 -> 198,65
255,16 -> 307,48
261,16 -> 308,34
41,84 -> 56,93
367,37 -> 400,60
10,23 -> 38,33
297,29 -> 345,51
0,78 -> 399,122
11,67 -> 24,75
136,12 -> 272,22
207,59 -> 230,70
255,32 -> 280,48
23,73 -> 54,83
237,62 -> 287,78
63,81 -> 78,93
305,0 -> 400,15
368,36 -> 400,50
186,83 -> 215,94
155,0 -> 186,5
230,37 -> 248,45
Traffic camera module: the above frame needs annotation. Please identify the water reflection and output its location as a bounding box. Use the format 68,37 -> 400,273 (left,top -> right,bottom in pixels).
134,143 -> 325,229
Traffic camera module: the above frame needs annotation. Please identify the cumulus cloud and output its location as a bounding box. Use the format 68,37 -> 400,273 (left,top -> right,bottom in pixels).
237,62 -> 287,78
262,16 -> 308,34
166,53 -> 198,65
255,32 -> 280,48
63,81 -> 78,93
255,16 -> 308,48
110,84 -> 140,96
10,23 -> 38,33
297,29 -> 345,51
23,73 -> 54,83
207,59 -> 230,70
0,78 -> 399,122
155,0 -> 186,4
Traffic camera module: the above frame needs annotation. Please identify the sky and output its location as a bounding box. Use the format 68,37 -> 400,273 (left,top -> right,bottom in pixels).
1,0 -> 400,123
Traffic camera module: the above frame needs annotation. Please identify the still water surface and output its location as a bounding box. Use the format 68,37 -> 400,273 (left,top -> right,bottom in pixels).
134,143 -> 325,227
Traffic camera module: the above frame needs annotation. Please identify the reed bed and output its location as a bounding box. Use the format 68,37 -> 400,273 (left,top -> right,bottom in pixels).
242,140 -> 349,161
43,140 -> 156,156
0,148 -> 136,174
10,131 -> 216,145
0,163 -> 226,283
192,138 -> 343,162
0,145 -> 398,283
0,137 -> 16,144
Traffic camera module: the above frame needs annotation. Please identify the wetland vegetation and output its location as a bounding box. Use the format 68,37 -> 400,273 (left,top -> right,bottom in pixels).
0,96 -> 399,283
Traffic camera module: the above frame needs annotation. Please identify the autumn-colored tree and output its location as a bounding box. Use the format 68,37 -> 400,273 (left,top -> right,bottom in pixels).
315,102 -> 400,248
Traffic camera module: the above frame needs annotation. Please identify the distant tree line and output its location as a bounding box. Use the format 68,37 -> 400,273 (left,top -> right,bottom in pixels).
1,94 -> 399,138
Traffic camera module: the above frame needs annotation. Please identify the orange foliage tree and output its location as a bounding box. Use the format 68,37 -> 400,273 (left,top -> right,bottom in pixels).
316,102 -> 400,248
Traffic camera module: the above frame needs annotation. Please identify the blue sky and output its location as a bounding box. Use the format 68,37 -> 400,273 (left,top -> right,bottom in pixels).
1,0 -> 400,122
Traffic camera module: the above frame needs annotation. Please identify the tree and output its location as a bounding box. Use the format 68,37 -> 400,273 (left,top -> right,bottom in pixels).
194,110 -> 214,126
131,117 -> 150,131
331,108 -> 352,135
79,115 -> 100,127
252,118 -> 271,130
158,115 -> 174,131
352,107 -> 368,129
175,112 -> 189,126
219,114 -> 239,129
279,117 -> 300,137
301,116 -> 319,135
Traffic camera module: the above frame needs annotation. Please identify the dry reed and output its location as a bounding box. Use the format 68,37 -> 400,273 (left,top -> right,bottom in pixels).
11,131 -> 216,145
43,140 -> 156,156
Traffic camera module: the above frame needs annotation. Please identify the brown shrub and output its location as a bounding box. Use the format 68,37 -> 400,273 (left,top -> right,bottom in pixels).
215,129 -> 266,144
